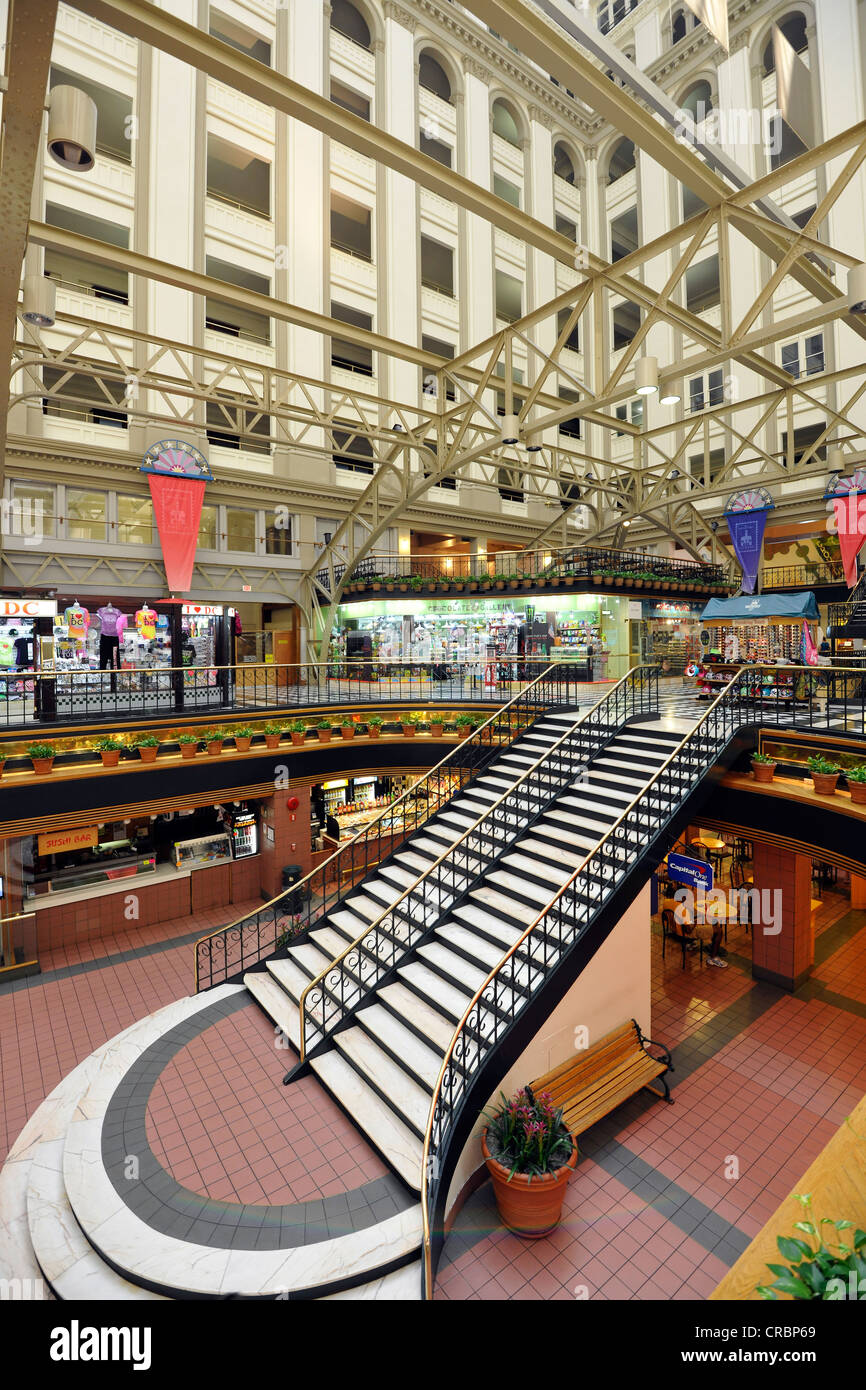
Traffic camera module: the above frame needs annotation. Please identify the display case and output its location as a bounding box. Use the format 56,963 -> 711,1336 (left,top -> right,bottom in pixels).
173,833 -> 231,869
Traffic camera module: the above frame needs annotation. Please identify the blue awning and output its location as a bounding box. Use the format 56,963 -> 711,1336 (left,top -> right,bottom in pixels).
700,592 -> 819,622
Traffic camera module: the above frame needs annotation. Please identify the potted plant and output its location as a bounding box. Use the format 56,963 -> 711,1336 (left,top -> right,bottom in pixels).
508,573 -> 520,590
366,713 -> 383,739
494,573 -> 507,590
316,719 -> 333,744
27,741 -> 56,775
592,570 -> 603,586
401,711 -> 421,738
409,575 -> 425,593
808,754 -> 841,796
455,713 -> 475,740
96,735 -> 125,768
233,726 -> 254,753
845,764 -> 866,804
286,719 -> 306,746
756,1194 -> 866,1300
177,733 -> 199,760
482,1085 -> 578,1238
751,751 -> 777,784
134,734 -> 160,763
428,716 -> 445,737
264,722 -> 283,749
339,716 -> 356,741
203,729 -> 224,757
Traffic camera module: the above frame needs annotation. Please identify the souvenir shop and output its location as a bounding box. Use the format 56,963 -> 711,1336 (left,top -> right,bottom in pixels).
310,772 -> 461,849
637,600 -> 703,676
0,597 -> 55,703
690,592 -> 821,702
330,595 -> 632,681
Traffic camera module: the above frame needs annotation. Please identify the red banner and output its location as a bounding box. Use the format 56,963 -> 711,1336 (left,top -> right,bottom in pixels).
147,475 -> 206,592
833,495 -> 866,588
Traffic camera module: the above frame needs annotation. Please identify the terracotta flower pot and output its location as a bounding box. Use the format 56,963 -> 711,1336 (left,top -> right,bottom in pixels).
367,726 -> 381,739
849,781 -> 866,804
752,761 -> 776,784
180,743 -> 198,759
317,729 -> 332,744
206,740 -> 223,757
0,760 -> 6,778
234,736 -> 252,753
32,757 -> 54,775
265,734 -> 282,749
402,724 -> 417,738
100,750 -> 121,767
482,1129 -> 578,1239
340,727 -> 355,740
812,773 -> 839,796
137,746 -> 159,763
429,724 -> 444,737
458,727 -> 474,740
290,732 -> 305,746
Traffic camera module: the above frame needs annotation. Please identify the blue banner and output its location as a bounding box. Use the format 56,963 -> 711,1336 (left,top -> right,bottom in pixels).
726,509 -> 769,595
667,853 -> 714,891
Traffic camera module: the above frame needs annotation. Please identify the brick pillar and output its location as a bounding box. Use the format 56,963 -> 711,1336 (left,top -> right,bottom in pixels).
750,844 -> 814,991
259,787 -> 312,899
851,875 -> 866,909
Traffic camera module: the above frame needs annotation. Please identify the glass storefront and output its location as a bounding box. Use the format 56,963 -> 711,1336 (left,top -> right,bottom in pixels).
637,601 -> 704,676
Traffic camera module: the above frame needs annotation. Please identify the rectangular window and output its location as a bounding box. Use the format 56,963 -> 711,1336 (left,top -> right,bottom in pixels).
66,489 -> 107,543
206,133 -> 270,218
117,494 -> 153,545
208,10 -> 271,64
330,301 -> 373,376
10,481 -> 55,538
265,510 -> 293,556
615,403 -> 628,437
685,254 -> 721,314
333,422 -> 375,475
559,386 -> 581,438
49,65 -> 133,165
781,423 -> 827,468
781,342 -> 800,379
420,132 -> 452,167
330,193 -> 372,262
204,256 -> 271,342
421,334 -> 456,402
612,301 -> 640,350
495,270 -> 522,323
707,369 -> 725,407
420,236 -> 454,297
225,508 -> 257,553
557,308 -> 580,353
493,173 -> 521,208
630,398 -> 644,427
198,505 -> 218,550
330,79 -> 370,121
555,213 -> 577,241
689,376 -> 705,412
805,334 -> 825,375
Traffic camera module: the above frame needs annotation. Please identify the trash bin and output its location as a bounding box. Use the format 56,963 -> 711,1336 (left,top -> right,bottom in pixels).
282,864 -> 304,914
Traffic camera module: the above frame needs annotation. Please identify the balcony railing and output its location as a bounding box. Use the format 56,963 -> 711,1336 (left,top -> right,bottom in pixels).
763,562 -> 845,590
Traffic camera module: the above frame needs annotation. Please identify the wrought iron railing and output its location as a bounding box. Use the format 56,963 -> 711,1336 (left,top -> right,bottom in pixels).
419,661 -> 866,1298
295,664 -> 660,1060
193,660 -> 600,991
317,543 -> 733,595
762,562 -> 845,590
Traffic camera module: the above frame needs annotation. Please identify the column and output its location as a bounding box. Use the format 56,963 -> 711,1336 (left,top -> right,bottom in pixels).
527,106 -> 557,468
381,2 -> 419,408
750,843 -> 815,990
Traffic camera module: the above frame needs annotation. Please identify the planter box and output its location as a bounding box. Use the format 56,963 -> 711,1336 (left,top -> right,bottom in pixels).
234,736 -> 252,753
367,726 -> 381,739
849,781 -> 866,804
340,727 -> 355,740
402,725 -> 417,738
31,758 -> 54,775
206,742 -> 223,757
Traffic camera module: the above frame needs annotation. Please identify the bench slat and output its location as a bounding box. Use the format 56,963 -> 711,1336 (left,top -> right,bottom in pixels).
531,1017 -> 671,1140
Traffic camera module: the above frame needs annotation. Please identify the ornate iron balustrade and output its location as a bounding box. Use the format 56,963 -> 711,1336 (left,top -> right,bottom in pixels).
296,664 -> 660,1060
193,661 -> 596,992
419,661 -> 866,1299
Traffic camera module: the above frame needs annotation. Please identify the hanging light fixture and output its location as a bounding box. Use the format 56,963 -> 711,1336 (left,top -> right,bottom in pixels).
635,356 -> 659,395
828,446 -> 845,472
848,264 -> 866,315
22,275 -> 56,327
499,414 -> 519,444
47,86 -> 98,171
659,379 -> 682,406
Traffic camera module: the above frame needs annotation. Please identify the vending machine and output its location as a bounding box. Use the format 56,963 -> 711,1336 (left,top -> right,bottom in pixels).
229,808 -> 258,859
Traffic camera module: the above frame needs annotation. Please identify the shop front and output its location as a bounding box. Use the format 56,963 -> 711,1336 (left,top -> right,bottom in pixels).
637,600 -> 704,676
330,594 -> 633,681
691,592 -> 821,704
310,771 -> 461,851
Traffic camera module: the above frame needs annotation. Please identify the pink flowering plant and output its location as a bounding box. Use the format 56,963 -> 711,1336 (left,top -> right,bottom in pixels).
484,1085 -> 574,1181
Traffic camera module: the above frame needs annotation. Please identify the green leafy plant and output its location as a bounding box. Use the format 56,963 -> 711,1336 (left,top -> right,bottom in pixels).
752,752 -> 777,765
316,719 -> 332,730
95,736 -> 125,752
289,719 -> 306,733
484,1085 -> 574,1182
232,726 -> 253,739
402,711 -> 422,725
202,729 -> 222,744
340,715 -> 354,728
845,765 -> 866,783
177,733 -> 199,745
455,712 -> 475,727
757,1195 -> 866,1300
807,755 -> 840,775
366,713 -> 383,726
264,722 -> 283,736
134,734 -> 160,748
27,742 -> 56,759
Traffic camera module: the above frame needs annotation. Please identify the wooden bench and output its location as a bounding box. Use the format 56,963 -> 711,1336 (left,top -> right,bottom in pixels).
532,1020 -> 674,1137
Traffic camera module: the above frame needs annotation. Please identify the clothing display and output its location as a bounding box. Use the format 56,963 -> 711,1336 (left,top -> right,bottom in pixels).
96,604 -> 123,637
99,634 -> 120,669
135,606 -> 157,640
64,604 -> 89,639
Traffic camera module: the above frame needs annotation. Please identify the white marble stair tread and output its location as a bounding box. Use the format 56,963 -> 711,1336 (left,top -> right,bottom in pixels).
395,849 -> 445,875
267,956 -> 328,1015
486,869 -> 556,906
328,908 -> 370,943
244,971 -> 302,1049
544,808 -> 614,835
310,924 -> 362,962
416,941 -> 488,993
289,941 -> 340,980
502,848 -> 574,886
320,1259 -> 421,1300
356,1004 -> 443,1087
334,1028 -> 431,1134
378,863 -> 420,891
437,811 -> 476,832
532,820 -> 600,849
310,1051 -> 423,1191
562,784 -> 634,806
436,923 -> 507,971
450,903 -> 524,949
376,983 -> 455,1052
469,883 -> 538,924
595,752 -> 662,772
397,962 -> 471,1023
347,890 -> 402,921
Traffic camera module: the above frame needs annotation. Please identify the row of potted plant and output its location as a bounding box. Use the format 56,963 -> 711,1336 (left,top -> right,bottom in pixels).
752,752 -> 866,803
344,568 -> 731,596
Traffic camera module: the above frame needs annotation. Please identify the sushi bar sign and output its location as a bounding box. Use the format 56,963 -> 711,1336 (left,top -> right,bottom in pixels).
140,440 -> 214,593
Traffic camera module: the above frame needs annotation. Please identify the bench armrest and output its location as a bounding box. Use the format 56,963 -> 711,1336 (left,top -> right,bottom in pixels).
640,1035 -> 673,1068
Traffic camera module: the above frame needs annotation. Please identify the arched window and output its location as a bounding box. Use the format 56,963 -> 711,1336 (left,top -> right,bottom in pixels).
672,9 -> 687,44
607,138 -> 635,183
553,142 -> 575,184
419,52 -> 452,103
762,12 -> 808,75
330,0 -> 371,51
492,98 -> 521,146
680,80 -> 713,120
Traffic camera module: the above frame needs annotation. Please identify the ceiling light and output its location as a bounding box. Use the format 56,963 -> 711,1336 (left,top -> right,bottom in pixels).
47,85 -> 98,171
636,356 -> 659,395
22,275 -> 56,327
848,264 -> 866,315
828,446 -> 845,472
660,380 -> 682,406
499,414 -> 519,445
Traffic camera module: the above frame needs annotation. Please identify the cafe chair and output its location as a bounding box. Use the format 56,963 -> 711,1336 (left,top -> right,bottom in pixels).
661,908 -> 702,970
730,861 -> 752,933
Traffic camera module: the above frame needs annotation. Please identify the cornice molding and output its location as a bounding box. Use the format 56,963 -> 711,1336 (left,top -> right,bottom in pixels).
383,1 -> 417,34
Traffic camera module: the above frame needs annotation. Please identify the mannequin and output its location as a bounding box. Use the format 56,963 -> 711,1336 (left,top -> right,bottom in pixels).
64,599 -> 89,641
135,602 -> 157,641
96,601 -> 123,672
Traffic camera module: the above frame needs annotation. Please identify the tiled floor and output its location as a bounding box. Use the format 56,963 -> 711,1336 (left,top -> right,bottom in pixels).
435,882 -> 866,1300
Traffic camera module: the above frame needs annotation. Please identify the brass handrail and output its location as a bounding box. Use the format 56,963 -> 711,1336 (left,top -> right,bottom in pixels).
191,659 -> 584,989
295,664 -> 658,1059
0,911 -> 37,973
418,661 -> 846,1297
